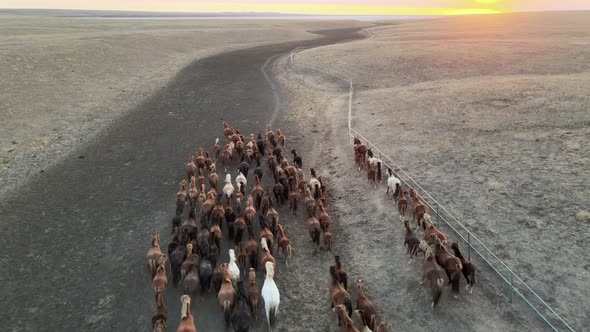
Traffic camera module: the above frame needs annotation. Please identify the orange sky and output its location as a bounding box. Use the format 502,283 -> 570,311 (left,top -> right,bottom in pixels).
2,0 -> 590,15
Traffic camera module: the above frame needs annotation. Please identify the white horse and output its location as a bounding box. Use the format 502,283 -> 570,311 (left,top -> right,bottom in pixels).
228,249 -> 240,285
309,177 -> 321,200
262,261 -> 280,331
386,171 -> 400,199
223,174 -> 234,204
236,171 -> 247,195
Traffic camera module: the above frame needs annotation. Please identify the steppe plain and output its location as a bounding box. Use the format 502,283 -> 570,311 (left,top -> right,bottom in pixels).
1,9 -> 588,331
280,10 -> 589,331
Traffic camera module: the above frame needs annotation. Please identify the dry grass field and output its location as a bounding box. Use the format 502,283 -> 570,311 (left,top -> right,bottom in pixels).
278,11 -> 589,331
0,15 -> 367,198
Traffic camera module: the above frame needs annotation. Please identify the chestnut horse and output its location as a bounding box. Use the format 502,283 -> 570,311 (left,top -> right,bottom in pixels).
404,219 -> 420,264
329,266 -> 353,326
423,217 -> 448,243
176,180 -> 188,217
248,268 -> 261,320
178,295 -> 197,332
196,148 -> 206,171
213,137 -> 221,159
355,279 -> 377,331
433,238 -> 463,297
277,224 -> 292,268
152,256 -> 168,299
151,283 -> 166,324
413,199 -> 429,230
251,175 -> 264,210
146,232 -> 165,278
186,156 -> 197,181
334,304 -> 359,332
260,238 -> 276,275
218,270 -> 236,328
419,241 -> 446,309
353,138 -> 367,171
398,190 -> 408,221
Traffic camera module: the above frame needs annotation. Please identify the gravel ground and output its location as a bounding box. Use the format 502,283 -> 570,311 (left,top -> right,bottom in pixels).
0,25 -> 373,331
276,11 -> 589,331
0,15 -> 368,200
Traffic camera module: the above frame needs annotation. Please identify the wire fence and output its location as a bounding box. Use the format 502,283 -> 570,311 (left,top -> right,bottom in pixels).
290,47 -> 576,332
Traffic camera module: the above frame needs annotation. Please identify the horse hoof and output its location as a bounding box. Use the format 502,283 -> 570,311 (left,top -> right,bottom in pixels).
454,295 -> 459,299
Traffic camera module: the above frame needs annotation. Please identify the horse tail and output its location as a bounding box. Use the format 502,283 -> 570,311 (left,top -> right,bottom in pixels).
172,267 -> 180,287
451,264 -> 462,294
433,279 -> 443,307
344,296 -> 353,318
269,305 -> 277,329
235,229 -> 243,247
325,235 -> 332,252
314,184 -> 320,199
223,300 -> 231,327
148,259 -> 156,275
313,227 -> 320,247
293,198 -> 298,215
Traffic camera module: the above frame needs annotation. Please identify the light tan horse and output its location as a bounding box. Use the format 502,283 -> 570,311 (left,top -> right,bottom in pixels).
177,295 -> 197,332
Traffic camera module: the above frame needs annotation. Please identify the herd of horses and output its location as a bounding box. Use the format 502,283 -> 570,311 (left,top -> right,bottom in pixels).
144,122 -> 393,332
353,138 -> 477,309
143,121 -> 478,331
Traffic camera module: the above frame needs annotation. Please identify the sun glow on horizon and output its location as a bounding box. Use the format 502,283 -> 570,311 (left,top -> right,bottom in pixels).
2,0 -> 589,16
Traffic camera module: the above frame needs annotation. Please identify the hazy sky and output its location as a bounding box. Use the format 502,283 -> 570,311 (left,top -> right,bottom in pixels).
2,0 -> 590,15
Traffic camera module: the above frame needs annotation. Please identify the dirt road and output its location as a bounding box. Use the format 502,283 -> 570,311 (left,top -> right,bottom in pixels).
0,27 -> 365,331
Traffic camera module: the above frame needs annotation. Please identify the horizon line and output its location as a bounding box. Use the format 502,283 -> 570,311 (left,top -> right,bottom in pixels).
2,7 -> 590,17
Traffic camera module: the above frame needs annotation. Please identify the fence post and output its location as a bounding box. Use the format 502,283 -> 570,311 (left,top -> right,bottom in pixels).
467,232 -> 471,260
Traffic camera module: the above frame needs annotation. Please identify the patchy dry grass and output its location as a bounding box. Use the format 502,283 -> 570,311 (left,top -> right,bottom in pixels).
293,10 -> 590,330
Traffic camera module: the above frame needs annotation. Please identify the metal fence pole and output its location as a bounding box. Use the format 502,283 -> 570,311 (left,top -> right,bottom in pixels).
468,232 -> 471,260
289,45 -> 575,332
436,205 -> 440,227
509,274 -> 514,303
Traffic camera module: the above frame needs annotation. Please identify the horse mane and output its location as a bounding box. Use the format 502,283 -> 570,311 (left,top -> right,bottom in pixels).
180,295 -> 191,320
265,261 -> 275,279
419,241 -> 434,258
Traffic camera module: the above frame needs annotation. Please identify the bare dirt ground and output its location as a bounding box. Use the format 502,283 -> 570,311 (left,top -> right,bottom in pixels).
0,15 -> 367,199
275,11 -> 590,331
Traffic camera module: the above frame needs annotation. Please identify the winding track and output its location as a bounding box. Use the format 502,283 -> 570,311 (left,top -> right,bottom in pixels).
0,27 -> 364,331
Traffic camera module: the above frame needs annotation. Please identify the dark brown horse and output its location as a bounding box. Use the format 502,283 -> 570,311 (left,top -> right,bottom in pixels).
451,242 -> 476,294
433,238 -> 463,297
404,219 -> 420,263
329,266 -> 353,327
334,256 -> 349,291
307,215 -> 321,250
